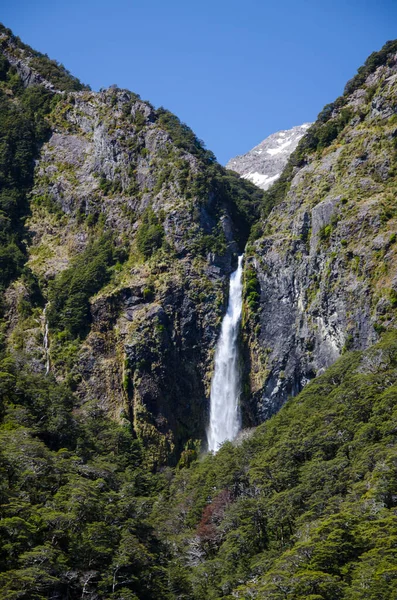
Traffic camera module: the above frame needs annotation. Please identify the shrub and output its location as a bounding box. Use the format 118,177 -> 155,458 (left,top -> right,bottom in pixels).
135,209 -> 164,258
47,235 -> 116,337
344,39 -> 397,96
319,224 -> 333,241
245,267 -> 260,311
191,229 -> 227,256
143,286 -> 154,301
0,56 -> 55,296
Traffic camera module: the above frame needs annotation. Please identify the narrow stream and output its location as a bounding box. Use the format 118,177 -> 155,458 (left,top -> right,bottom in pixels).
207,255 -> 244,452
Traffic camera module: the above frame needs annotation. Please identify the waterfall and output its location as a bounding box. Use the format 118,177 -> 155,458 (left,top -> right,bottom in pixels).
207,255 -> 244,452
43,304 -> 50,375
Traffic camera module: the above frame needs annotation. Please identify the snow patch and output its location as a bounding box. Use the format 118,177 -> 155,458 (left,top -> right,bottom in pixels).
242,171 -> 281,189
267,138 -> 293,156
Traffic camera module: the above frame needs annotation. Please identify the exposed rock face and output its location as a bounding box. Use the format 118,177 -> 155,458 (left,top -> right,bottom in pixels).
226,124 -> 312,189
243,49 -> 397,421
1,27 -> 258,463
0,27 -> 88,91
27,89 -> 244,462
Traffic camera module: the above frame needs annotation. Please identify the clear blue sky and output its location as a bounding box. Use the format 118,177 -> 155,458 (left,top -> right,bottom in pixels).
2,0 -> 397,164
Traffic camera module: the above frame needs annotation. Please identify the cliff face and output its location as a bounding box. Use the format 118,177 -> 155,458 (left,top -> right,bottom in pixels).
243,42 -> 397,421
0,25 -> 266,463
28,89 -> 235,463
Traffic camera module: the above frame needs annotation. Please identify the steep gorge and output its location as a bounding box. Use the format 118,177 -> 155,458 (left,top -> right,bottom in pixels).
1,24 -> 397,600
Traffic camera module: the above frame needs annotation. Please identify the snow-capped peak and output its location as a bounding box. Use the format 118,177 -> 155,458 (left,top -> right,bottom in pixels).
226,123 -> 312,190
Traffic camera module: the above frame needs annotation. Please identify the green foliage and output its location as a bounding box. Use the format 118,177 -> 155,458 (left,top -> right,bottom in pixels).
151,332 -> 397,598
213,168 -> 269,248
342,333 -> 354,353
2,25 -> 397,600
184,163 -> 269,252
0,23 -> 90,91
156,107 -> 215,164
142,286 -> 154,301
99,173 -> 123,196
0,351 -> 170,600
294,106 -> 353,161
390,288 -> 397,307
244,266 -> 260,311
258,40 -> 397,225
344,39 -> 397,96
191,227 -> 227,256
31,193 -> 64,218
135,208 -> 165,258
319,223 -> 333,241
47,235 -> 116,337
0,55 -> 55,295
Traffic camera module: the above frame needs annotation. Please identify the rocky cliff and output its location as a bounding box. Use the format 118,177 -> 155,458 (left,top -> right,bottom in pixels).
226,123 -> 312,189
0,24 -> 266,464
243,40 -> 397,421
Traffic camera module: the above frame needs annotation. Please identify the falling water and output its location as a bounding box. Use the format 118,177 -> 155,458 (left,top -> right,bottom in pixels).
207,255 -> 244,452
43,304 -> 50,375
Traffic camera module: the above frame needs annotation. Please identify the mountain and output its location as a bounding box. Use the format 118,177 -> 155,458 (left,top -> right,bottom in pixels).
242,39 -> 397,422
1,21 -> 397,600
0,23 -> 267,465
226,123 -> 312,189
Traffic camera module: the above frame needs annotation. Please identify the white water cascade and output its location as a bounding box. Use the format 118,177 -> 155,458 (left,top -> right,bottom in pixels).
43,304 -> 50,375
207,255 -> 244,452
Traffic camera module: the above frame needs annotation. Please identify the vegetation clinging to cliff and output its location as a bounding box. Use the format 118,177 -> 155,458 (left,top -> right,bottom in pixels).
47,234 -> 125,338
135,208 -> 165,258
0,54 -> 55,294
261,38 -> 397,214
0,22 -> 90,91
153,332 -> 397,599
152,107 -> 271,249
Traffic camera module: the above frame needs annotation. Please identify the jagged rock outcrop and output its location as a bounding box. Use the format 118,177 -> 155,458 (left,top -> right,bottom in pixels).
227,123 -> 312,189
0,24 -> 88,91
243,42 -> 397,421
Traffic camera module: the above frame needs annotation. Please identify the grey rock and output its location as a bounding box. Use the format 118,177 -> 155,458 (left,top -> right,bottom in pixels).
310,196 -> 339,254
0,34 -> 58,91
242,52 -> 397,423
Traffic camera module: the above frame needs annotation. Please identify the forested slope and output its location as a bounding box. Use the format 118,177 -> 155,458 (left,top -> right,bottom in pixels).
2,325 -> 397,598
154,332 -> 397,599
